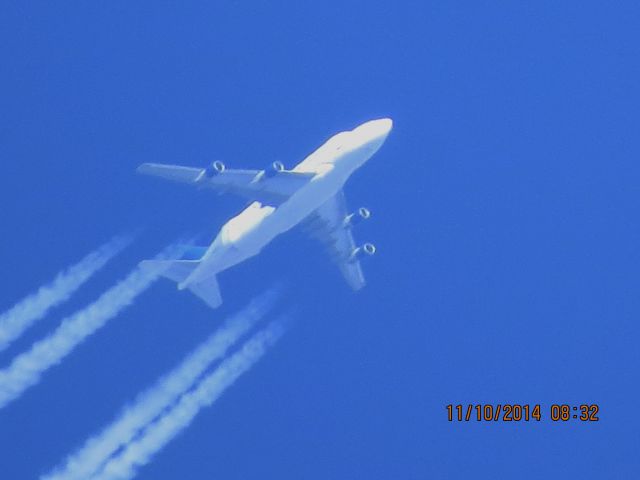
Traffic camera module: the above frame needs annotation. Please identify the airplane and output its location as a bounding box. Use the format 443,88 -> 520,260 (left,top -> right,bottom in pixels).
138,118 -> 393,308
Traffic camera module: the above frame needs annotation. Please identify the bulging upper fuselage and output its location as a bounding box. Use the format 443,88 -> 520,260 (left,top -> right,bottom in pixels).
179,118 -> 393,289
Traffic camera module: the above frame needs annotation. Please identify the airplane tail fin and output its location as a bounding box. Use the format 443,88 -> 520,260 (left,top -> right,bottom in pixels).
140,257 -> 223,309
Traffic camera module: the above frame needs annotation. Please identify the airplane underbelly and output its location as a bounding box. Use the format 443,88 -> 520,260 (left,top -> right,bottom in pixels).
235,173 -> 340,251
266,174 -> 340,233
205,169 -> 342,276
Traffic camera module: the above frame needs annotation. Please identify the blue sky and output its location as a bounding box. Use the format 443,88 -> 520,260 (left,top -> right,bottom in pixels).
1,1 -> 638,478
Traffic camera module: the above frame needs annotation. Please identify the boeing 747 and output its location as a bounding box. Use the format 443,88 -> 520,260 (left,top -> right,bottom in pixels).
138,118 -> 393,308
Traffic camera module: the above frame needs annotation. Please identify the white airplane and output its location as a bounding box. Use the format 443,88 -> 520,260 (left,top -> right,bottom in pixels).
138,118 -> 393,308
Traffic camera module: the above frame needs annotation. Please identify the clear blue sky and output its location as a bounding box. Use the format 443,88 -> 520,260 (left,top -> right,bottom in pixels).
1,1 -> 638,478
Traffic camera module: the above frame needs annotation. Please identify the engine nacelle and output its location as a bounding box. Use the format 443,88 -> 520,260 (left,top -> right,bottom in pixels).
205,160 -> 225,178
264,160 -> 285,178
350,242 -> 376,261
344,207 -> 371,227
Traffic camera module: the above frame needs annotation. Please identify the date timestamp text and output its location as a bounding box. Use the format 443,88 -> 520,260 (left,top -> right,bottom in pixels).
446,404 -> 599,422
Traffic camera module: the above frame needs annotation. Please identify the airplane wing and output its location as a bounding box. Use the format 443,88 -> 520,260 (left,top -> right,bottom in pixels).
137,162 -> 314,206
302,190 -> 374,290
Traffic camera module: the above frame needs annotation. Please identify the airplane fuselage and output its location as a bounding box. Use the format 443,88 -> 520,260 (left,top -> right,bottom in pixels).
179,118 -> 392,289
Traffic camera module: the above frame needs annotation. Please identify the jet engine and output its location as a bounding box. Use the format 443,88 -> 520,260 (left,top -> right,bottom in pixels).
264,160 -> 285,178
344,207 -> 371,227
205,160 -> 225,177
350,242 -> 376,261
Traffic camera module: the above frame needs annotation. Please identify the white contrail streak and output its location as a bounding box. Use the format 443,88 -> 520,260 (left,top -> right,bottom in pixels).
43,291 -> 278,480
0,249 -> 170,411
0,236 -> 132,353
90,321 -> 285,480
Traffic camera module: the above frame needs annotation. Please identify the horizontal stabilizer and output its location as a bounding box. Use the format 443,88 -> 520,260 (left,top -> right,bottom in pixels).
139,259 -> 223,309
187,275 -> 222,309
140,259 -> 199,283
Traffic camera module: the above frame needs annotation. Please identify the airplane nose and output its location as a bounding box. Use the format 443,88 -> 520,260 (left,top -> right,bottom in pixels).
360,118 -> 393,141
372,118 -> 393,135
348,117 -> 393,154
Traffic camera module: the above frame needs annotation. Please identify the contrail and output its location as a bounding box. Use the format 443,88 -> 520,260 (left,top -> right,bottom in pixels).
43,291 -> 279,480
0,236 -> 133,353
0,247 -> 173,411
90,321 -> 285,480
